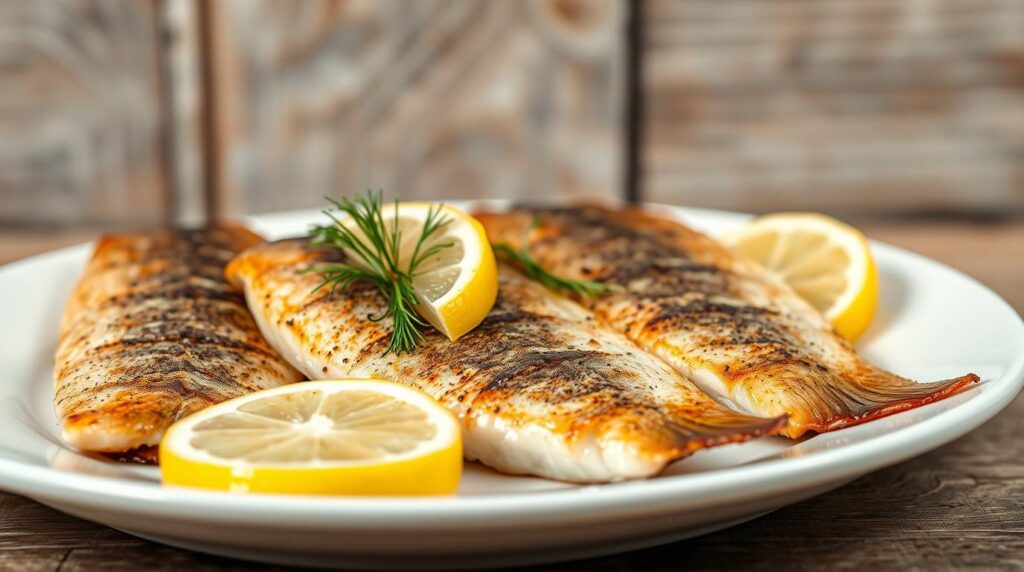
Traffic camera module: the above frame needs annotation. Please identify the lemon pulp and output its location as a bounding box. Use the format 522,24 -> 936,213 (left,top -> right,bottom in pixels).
339,202 -> 497,342
160,380 -> 463,495
726,212 -> 878,342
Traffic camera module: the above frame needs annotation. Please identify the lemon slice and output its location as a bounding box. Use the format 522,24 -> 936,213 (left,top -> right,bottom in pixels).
725,212 -> 879,341
342,202 -> 497,342
160,380 -> 462,495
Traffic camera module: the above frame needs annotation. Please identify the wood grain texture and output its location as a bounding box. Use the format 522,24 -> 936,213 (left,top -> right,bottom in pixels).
0,230 -> 96,265
0,0 -> 170,227
205,0 -> 625,215
643,0 -> 1024,215
0,221 -> 1020,570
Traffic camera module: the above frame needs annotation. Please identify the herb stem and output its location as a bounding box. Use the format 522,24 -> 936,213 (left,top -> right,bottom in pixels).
308,192 -> 453,354
493,219 -> 621,299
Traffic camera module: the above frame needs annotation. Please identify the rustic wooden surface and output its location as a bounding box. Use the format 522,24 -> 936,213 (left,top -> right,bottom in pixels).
0,220 -> 1020,571
0,0 -> 171,228
204,0 -> 625,217
643,0 -> 1024,216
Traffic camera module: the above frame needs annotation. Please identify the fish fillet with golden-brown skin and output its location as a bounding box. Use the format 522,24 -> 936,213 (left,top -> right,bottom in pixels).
54,226 -> 303,457
475,206 -> 978,439
226,239 -> 786,482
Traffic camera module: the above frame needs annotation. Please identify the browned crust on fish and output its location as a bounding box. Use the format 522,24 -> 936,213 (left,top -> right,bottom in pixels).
55,226 -> 303,455
227,239 -> 787,481
475,205 -> 978,438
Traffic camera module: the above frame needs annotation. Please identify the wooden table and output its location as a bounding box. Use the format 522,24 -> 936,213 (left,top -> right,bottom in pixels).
1,221 -> 1021,571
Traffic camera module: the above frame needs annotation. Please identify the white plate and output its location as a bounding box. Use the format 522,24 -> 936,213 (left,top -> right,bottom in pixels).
0,205 -> 1020,570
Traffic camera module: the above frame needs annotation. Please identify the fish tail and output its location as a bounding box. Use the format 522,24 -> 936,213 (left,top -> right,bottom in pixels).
660,408 -> 789,456
800,373 -> 979,436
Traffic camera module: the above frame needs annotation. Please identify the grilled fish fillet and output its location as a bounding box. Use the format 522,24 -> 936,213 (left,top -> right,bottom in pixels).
475,206 -> 978,439
54,226 -> 303,455
226,239 -> 786,482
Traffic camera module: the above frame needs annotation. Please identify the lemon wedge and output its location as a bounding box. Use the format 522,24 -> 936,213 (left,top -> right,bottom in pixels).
160,380 -> 462,495
725,212 -> 878,342
342,202 -> 497,342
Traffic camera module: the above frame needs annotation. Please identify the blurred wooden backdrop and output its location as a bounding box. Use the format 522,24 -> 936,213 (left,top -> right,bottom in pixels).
643,0 -> 1024,215
1,0 -> 1023,230
0,0 -> 171,227
202,0 -> 625,216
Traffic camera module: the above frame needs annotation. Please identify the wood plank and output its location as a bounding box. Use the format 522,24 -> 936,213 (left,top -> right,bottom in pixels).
0,549 -> 66,572
643,0 -> 1024,215
204,0 -> 626,215
0,230 -> 97,265
0,0 -> 171,228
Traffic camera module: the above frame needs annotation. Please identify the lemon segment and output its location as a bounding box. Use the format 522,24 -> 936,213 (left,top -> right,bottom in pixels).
724,212 -> 879,342
160,380 -> 463,496
341,202 -> 498,342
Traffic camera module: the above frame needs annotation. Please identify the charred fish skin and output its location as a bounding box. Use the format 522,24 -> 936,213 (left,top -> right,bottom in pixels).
54,226 -> 303,455
474,206 -> 978,438
227,239 -> 786,483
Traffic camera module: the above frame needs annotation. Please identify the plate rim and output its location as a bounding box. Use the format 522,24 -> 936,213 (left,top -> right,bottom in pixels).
1,204 -> 1021,527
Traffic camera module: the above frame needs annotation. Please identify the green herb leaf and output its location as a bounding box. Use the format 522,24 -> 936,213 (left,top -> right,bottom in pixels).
308,191 -> 453,354
493,218 -> 621,299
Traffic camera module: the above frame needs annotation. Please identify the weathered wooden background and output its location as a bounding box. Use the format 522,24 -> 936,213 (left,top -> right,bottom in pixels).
643,0 -> 1024,215
1,0 -> 1022,230
203,0 -> 625,216
0,0 -> 170,227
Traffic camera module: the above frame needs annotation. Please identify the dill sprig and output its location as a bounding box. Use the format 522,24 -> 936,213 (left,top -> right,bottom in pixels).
308,191 -> 453,354
493,218 -> 621,299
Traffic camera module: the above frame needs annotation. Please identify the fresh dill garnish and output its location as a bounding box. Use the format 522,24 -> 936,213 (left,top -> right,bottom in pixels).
493,217 -> 621,299
307,191 -> 453,354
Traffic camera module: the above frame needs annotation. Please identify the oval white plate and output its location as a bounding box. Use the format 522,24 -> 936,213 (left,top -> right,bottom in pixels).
0,205 -> 1020,570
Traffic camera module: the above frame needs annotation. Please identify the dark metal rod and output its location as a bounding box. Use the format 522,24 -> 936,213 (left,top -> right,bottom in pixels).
153,0 -> 179,225
196,0 -> 221,223
624,0 -> 645,204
